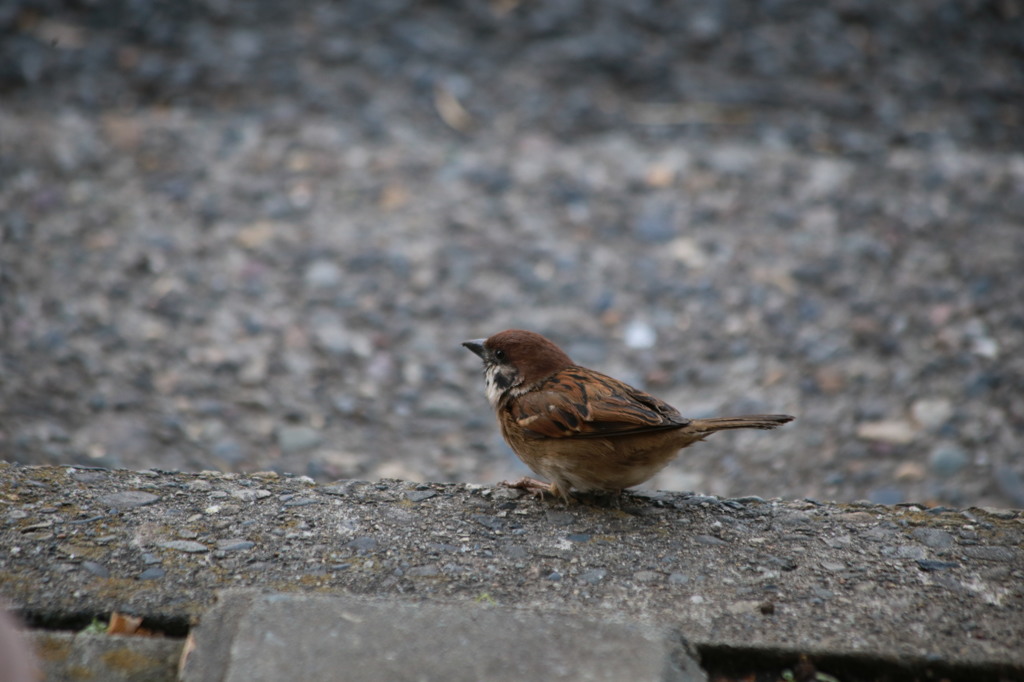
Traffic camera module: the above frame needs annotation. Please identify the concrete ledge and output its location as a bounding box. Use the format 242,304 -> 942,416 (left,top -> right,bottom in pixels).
182,590 -> 704,682
1,463 -> 1022,678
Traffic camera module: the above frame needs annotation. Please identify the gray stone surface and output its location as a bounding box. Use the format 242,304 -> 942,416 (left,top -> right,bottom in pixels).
1,463 -> 1022,674
181,591 -> 705,682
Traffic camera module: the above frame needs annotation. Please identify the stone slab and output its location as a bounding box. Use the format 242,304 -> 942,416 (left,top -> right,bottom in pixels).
181,590 -> 705,682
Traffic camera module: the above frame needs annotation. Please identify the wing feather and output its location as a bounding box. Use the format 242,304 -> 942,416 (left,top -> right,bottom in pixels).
511,367 -> 689,439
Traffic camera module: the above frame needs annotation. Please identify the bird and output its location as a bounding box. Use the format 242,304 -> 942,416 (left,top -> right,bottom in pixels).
463,329 -> 793,502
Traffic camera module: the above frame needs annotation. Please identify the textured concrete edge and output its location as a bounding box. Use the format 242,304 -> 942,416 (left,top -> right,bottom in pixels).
179,590 -> 260,682
182,589 -> 709,682
3,466 -> 1022,675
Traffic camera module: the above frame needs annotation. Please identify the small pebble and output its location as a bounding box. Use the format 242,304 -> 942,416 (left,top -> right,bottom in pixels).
98,491 -> 159,509
911,398 -> 953,429
407,565 -> 440,577
347,537 -> 377,552
158,540 -> 209,554
916,559 -> 958,572
856,420 -> 917,444
231,489 -> 272,502
81,561 -> 109,578
304,260 -> 342,289
693,535 -> 728,546
623,320 -> 656,349
276,427 -> 323,454
929,445 -> 969,478
471,515 -> 504,531
405,490 -> 437,503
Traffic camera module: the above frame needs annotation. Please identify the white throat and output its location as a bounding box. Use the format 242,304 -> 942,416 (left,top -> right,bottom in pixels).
483,366 -> 505,408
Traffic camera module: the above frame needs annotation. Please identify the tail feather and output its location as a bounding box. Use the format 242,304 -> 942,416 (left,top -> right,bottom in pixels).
688,414 -> 794,433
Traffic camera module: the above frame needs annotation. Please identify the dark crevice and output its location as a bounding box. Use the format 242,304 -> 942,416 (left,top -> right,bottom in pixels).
697,644 -> 1023,682
17,609 -> 191,639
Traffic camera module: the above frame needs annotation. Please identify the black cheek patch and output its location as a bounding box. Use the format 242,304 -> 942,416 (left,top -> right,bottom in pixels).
492,370 -> 514,391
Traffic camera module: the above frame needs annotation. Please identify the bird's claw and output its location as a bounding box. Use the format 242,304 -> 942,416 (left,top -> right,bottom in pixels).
501,477 -> 556,498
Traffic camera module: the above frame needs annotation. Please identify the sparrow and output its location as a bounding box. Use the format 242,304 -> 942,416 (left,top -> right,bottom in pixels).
463,329 -> 793,501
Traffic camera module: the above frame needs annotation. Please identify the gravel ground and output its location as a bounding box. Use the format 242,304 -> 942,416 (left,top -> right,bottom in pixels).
2,1 -> 1023,508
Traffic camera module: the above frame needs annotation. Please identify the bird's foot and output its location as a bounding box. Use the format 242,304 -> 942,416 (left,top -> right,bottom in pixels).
500,477 -> 557,498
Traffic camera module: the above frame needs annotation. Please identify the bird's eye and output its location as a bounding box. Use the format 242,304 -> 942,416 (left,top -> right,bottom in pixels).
494,349 -> 506,361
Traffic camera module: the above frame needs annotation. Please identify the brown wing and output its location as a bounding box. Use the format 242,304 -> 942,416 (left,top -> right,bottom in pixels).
509,366 -> 689,439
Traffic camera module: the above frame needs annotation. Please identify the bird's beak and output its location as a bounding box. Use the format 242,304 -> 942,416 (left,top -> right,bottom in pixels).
462,338 -> 487,359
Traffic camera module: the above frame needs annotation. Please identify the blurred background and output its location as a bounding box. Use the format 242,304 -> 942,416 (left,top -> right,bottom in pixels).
1,1 -> 1022,508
